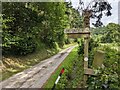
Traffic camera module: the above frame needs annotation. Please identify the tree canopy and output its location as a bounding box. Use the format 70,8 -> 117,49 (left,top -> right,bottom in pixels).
91,23 -> 120,43
2,2 -> 83,55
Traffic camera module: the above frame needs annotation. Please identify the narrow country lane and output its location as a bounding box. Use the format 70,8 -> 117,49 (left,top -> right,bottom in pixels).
0,45 -> 77,89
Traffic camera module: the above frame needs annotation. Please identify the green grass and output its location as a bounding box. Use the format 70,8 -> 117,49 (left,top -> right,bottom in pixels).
63,43 -> 77,49
43,46 -> 82,88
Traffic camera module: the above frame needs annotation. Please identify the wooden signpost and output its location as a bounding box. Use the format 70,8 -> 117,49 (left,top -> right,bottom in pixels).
64,28 -> 90,38
65,28 -> 90,87
64,9 -> 104,88
65,28 -> 105,88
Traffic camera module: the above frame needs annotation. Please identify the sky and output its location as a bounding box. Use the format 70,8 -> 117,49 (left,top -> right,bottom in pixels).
67,0 -> 119,27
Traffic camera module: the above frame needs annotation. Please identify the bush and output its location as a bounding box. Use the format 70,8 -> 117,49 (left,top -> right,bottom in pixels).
77,39 -> 84,55
2,36 -> 36,55
65,38 -> 71,44
74,38 -> 78,42
53,42 -> 60,51
55,47 -> 84,88
87,46 -> 119,89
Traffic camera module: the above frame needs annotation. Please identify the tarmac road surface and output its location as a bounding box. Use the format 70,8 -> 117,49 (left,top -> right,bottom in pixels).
0,45 -> 77,89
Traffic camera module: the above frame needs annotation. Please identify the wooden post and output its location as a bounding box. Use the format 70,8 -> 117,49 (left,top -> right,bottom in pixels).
84,38 -> 89,68
83,10 -> 92,29
82,9 -> 92,88
64,27 -> 105,88
83,28 -> 90,88
64,27 -> 91,88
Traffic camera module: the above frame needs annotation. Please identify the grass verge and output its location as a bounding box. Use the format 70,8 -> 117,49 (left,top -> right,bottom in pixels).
43,46 -> 84,89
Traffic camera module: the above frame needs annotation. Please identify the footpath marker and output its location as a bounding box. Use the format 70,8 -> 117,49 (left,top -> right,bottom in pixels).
65,28 -> 90,88
52,68 -> 65,90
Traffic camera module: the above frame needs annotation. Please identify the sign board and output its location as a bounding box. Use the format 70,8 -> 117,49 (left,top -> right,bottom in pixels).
84,68 -> 95,75
92,50 -> 105,69
64,29 -> 90,38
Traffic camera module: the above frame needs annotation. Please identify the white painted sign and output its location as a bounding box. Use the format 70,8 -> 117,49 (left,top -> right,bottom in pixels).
84,57 -> 88,61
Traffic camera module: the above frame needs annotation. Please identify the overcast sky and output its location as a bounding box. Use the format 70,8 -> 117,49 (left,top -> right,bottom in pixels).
68,0 -> 119,27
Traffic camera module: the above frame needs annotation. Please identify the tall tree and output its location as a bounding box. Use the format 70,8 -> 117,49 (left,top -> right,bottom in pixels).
2,2 -> 82,55
78,0 -> 112,27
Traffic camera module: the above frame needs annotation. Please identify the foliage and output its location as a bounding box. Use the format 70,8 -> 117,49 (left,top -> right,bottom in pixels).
56,54 -> 84,88
87,29 -> 119,89
2,2 -> 40,55
88,38 -> 99,51
91,23 -> 120,44
91,1 -> 112,27
101,23 -> 120,43
77,38 -> 84,55
65,2 -> 83,29
2,2 -> 82,55
87,47 -> 119,90
1,41 -> 60,81
2,36 -> 36,55
78,38 -> 99,67
43,46 -> 84,88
